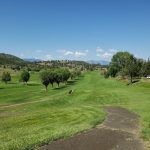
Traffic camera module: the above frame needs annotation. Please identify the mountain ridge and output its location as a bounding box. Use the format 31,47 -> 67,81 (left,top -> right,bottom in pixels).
86,60 -> 109,65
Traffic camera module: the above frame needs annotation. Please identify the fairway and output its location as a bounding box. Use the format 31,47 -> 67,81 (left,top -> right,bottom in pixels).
0,71 -> 150,150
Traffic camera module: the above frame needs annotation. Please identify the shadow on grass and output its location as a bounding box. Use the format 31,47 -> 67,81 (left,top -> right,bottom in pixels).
53,85 -> 67,90
52,75 -> 84,90
67,80 -> 77,86
132,80 -> 140,84
28,83 -> 41,86
127,80 -> 140,85
8,82 -> 17,85
75,76 -> 84,80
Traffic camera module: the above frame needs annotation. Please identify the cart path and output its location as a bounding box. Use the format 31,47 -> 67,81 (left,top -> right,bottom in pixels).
0,98 -> 50,109
39,106 -> 145,150
0,93 -> 61,109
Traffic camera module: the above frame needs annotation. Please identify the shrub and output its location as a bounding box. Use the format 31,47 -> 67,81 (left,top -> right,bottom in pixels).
40,71 -> 50,90
2,72 -> 11,83
20,70 -> 30,84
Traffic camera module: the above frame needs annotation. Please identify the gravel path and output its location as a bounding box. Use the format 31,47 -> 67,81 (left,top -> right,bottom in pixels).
39,106 -> 145,150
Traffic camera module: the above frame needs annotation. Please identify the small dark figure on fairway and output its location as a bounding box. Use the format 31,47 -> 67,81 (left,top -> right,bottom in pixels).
68,89 -> 73,94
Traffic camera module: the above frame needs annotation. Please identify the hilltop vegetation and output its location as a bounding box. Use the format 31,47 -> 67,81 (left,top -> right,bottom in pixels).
0,53 -> 26,66
0,53 -> 100,72
0,53 -> 94,89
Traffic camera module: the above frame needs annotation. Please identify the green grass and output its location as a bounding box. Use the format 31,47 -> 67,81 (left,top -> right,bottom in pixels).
0,71 -> 150,150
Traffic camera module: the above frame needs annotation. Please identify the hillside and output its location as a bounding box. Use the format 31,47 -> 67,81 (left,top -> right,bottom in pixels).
0,53 -> 26,65
87,60 -> 109,65
0,53 -> 100,71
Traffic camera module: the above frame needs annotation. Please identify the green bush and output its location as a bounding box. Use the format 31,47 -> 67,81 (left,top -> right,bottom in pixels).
1,72 -> 11,83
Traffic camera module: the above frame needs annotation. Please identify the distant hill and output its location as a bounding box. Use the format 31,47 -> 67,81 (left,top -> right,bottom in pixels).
87,60 -> 109,65
0,53 -> 27,65
23,58 -> 43,62
0,53 -> 102,71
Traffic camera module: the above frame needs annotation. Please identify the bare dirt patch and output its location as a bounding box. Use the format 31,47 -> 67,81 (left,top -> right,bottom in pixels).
39,106 -> 145,150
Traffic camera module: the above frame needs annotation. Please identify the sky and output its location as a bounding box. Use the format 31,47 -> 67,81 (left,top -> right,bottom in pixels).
0,0 -> 150,61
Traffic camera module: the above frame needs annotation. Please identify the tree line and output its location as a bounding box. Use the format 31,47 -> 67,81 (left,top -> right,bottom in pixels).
1,70 -> 30,84
0,53 -> 100,72
104,51 -> 150,83
1,68 -> 81,90
40,68 -> 81,90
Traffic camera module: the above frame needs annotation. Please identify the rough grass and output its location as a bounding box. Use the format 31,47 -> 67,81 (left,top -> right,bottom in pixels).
0,71 -> 150,150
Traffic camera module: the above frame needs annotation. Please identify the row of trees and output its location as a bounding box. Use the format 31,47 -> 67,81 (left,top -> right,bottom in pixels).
1,72 -> 11,83
105,51 -> 150,83
1,68 -> 81,90
40,68 -> 81,90
1,70 -> 30,84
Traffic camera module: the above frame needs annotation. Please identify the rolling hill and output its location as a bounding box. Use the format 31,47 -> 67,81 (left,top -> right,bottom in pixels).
0,53 -> 27,65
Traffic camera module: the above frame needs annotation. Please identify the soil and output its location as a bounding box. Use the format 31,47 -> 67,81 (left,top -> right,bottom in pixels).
39,106 -> 145,150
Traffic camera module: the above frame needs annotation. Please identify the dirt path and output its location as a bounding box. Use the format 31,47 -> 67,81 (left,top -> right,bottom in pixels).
0,93 -> 60,109
39,106 -> 145,150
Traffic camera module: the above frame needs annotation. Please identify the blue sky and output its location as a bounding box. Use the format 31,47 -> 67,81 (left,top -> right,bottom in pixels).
0,0 -> 150,61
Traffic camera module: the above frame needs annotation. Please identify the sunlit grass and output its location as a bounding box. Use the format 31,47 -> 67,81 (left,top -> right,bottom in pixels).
0,71 -> 150,149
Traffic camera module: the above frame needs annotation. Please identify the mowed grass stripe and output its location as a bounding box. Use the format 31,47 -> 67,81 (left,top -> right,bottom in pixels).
0,72 -> 106,150
0,71 -> 150,150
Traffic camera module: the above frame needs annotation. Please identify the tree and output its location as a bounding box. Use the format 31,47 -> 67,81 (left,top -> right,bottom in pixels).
20,70 -> 30,84
70,69 -> 81,79
62,68 -> 70,84
76,70 -> 81,77
54,69 -> 63,87
108,51 -> 132,77
108,51 -> 144,83
2,72 -> 11,83
103,70 -> 109,78
143,58 -> 150,76
124,55 -> 137,83
40,71 -> 50,90
48,70 -> 55,87
124,56 -> 146,83
108,64 -> 118,77
135,59 -> 144,77
70,70 -> 76,79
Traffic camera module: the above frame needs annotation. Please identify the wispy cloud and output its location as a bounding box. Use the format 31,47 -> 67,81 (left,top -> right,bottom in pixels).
45,54 -> 52,60
74,51 -> 87,57
96,47 -> 118,61
96,47 -> 104,53
64,50 -> 74,56
58,49 -> 88,58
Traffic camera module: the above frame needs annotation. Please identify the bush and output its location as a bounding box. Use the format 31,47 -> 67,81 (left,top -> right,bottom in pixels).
40,71 -> 50,90
20,70 -> 30,84
40,68 -> 71,89
104,71 -> 109,78
2,72 -> 11,83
